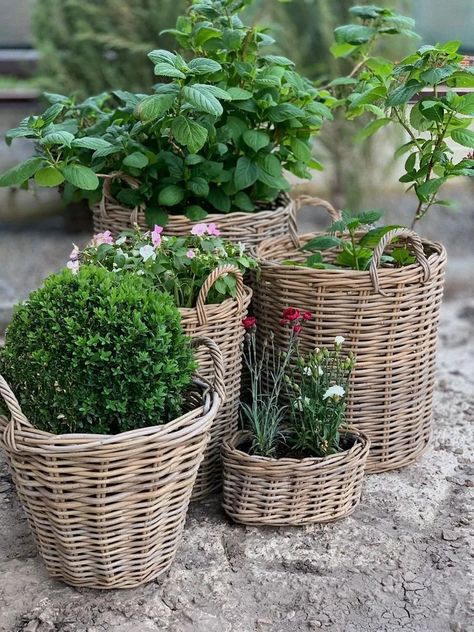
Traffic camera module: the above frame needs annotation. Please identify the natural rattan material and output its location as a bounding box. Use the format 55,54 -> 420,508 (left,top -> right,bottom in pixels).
222,428 -> 370,526
0,338 -> 225,589
180,265 -> 252,499
92,172 -> 295,249
254,227 -> 447,473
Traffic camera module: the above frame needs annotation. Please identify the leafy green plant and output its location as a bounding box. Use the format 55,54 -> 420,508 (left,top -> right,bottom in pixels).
0,0 -> 332,224
0,266 -> 196,434
285,336 -> 355,457
291,209 -> 414,271
74,222 -> 257,307
331,5 -> 474,226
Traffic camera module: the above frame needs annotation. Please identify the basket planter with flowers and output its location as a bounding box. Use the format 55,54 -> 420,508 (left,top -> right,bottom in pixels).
254,207 -> 447,473
72,222 -> 254,498
0,265 -> 225,588
222,313 -> 370,526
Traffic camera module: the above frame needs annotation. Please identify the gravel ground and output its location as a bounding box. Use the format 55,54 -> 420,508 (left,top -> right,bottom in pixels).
0,215 -> 473,632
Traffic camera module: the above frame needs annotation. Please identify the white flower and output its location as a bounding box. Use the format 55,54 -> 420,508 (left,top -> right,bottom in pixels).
317,366 -> 324,376
139,245 -> 156,262
303,366 -> 312,376
66,260 -> 79,274
238,242 -> 246,255
334,335 -> 345,346
115,236 -> 127,246
323,385 -> 345,400
294,396 -> 311,410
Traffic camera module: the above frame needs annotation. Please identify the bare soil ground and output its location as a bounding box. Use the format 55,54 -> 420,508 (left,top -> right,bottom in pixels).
0,215 -> 473,632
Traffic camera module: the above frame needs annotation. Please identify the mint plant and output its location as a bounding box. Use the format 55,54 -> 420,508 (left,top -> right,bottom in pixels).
331,5 -> 474,227
0,0 -> 332,224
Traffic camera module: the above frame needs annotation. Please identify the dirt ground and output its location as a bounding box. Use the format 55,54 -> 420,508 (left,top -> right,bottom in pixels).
0,214 -> 473,632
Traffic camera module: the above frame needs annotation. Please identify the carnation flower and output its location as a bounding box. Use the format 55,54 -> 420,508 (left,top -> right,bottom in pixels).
207,222 -> 221,236
92,230 -> 114,246
186,249 -> 196,259
69,245 -> 80,261
151,225 -> 163,247
334,336 -> 345,346
323,385 -> 345,400
303,311 -> 313,321
293,324 -> 302,334
139,245 -> 156,262
66,260 -> 79,274
242,316 -> 257,330
191,223 -> 207,236
282,307 -> 300,321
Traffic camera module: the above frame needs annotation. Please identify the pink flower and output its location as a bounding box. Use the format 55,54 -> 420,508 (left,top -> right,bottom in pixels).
69,245 -> 80,261
303,311 -> 313,321
186,249 -> 196,259
151,225 -> 163,247
207,222 -> 221,236
279,318 -> 289,326
293,324 -> 302,335
67,260 -> 79,275
92,230 -> 114,246
242,316 -> 257,330
191,223 -> 208,236
282,307 -> 300,322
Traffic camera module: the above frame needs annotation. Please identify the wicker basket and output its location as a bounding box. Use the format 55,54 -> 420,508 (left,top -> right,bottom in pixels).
222,428 -> 370,526
180,265 -> 252,499
0,338 -> 225,589
92,172 -> 295,249
254,224 -> 447,473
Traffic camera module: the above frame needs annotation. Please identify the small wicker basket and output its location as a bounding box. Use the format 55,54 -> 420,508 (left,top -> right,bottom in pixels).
254,207 -> 447,473
92,172 -> 295,250
0,338 -> 224,589
222,428 -> 370,526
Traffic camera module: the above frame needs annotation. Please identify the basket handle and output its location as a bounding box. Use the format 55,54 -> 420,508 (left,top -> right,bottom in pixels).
290,196 -> 342,247
0,375 -> 32,452
190,337 -> 226,403
98,171 -> 144,225
196,265 -> 245,326
369,228 -> 431,295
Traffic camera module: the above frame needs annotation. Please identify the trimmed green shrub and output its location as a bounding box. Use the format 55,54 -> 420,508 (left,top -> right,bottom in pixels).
0,266 -> 196,434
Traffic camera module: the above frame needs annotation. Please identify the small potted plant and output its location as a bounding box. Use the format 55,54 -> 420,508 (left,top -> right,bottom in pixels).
0,0 -> 332,248
0,265 -> 225,588
222,312 -> 370,526
71,223 -> 255,498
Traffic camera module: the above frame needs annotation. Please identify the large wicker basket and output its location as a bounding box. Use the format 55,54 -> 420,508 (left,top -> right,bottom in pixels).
222,428 -> 370,526
0,338 -> 225,589
180,265 -> 252,499
254,227 -> 447,473
92,172 -> 295,249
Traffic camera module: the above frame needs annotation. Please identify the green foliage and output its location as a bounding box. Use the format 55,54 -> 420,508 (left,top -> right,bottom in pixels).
78,224 -> 257,307
2,0 -> 332,222
296,210 -> 414,271
285,339 -> 355,457
0,266 -> 196,435
330,7 -> 474,226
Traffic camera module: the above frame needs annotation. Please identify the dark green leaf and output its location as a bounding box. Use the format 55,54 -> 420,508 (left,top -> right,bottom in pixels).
158,185 -> 185,206
122,152 -> 149,169
187,177 -> 209,197
187,58 -> 222,74
172,116 -> 208,153
71,137 -> 112,150
359,225 -> 402,247
145,206 -> 169,228
334,25 -> 377,45
0,157 -> 43,187
387,82 -> 422,106
41,131 -> 75,147
420,65 -> 456,85
186,205 -> 208,220
227,87 -> 253,101
135,93 -> 176,121
243,130 -> 270,152
207,187 -> 230,212
234,157 -> 258,190
267,103 -> 305,122
183,84 -> 223,116
233,191 -> 255,212
302,235 -> 341,251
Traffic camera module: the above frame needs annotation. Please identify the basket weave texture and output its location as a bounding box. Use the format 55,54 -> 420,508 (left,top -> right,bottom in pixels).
92,172 -> 295,249
0,338 -> 225,589
254,222 -> 447,473
222,428 -> 370,526
180,265 -> 252,499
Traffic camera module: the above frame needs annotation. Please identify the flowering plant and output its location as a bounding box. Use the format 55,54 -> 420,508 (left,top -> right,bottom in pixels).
241,309 -> 355,458
71,223 -> 257,308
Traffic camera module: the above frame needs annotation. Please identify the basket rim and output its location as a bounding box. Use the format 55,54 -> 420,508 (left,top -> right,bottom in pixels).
222,428 -> 370,467
257,232 -> 447,280
178,284 -> 252,316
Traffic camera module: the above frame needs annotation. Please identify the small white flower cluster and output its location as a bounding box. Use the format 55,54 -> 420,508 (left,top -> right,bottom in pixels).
323,385 -> 345,400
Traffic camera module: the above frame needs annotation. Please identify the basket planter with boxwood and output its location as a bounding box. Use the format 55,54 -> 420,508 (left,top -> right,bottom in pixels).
0,266 -> 225,588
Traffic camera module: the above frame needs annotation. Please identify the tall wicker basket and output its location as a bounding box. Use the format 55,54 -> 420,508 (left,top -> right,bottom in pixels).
92,172 -> 295,250
254,227 -> 447,473
179,265 -> 252,498
0,338 -> 225,589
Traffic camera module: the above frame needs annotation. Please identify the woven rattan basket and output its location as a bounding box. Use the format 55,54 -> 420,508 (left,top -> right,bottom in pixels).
254,224 -> 447,473
180,265 -> 252,499
0,338 -> 225,589
92,172 -> 295,249
222,428 -> 370,526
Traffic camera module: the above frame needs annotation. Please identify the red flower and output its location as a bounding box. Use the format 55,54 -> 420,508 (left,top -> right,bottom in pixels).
282,307 -> 300,322
293,324 -> 302,334
279,318 -> 289,326
242,316 -> 257,330
303,311 -> 313,321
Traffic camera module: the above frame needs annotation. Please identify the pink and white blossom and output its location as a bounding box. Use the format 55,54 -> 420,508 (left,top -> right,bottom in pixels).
69,245 -> 80,260
207,222 -> 221,236
191,223 -> 207,236
66,260 -> 80,274
151,225 -> 163,247
139,245 -> 156,262
186,249 -> 196,259
92,230 -> 114,246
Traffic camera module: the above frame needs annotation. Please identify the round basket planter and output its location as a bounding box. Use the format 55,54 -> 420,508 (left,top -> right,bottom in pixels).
0,338 -> 225,589
179,265 -> 252,499
92,172 -> 295,250
222,428 -> 370,526
254,227 -> 447,473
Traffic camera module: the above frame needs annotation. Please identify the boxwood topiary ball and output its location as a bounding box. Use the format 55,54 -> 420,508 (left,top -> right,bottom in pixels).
0,265 -> 196,434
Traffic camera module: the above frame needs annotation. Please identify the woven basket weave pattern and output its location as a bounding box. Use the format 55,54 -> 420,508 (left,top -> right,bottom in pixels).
0,338 -> 224,589
222,429 -> 370,526
92,173 -> 295,248
180,265 -> 252,499
254,229 -> 447,473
